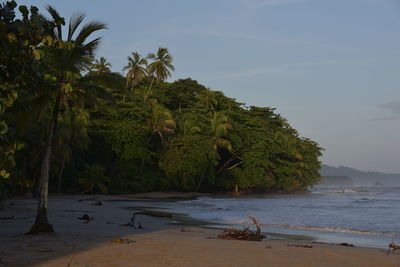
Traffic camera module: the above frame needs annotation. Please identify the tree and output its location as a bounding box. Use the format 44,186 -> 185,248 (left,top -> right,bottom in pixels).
209,112 -> 232,151
88,57 -> 111,74
196,88 -> 218,111
144,47 -> 175,101
123,52 -> 147,94
27,6 -> 106,234
0,1 -> 49,181
54,108 -> 90,192
78,164 -> 110,194
146,100 -> 176,144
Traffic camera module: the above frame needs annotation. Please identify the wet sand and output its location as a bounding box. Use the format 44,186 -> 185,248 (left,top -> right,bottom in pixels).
0,194 -> 399,267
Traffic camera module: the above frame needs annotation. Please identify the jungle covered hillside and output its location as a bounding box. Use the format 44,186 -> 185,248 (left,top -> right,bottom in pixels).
0,1 -> 323,200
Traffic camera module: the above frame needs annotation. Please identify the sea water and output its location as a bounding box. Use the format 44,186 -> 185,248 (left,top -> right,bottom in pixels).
126,186 -> 400,248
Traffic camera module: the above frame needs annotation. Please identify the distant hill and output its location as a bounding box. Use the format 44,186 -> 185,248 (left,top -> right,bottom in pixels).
319,175 -> 354,186
320,164 -> 400,186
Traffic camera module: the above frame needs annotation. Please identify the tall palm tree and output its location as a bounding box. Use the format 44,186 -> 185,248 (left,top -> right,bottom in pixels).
144,47 -> 175,101
123,52 -> 148,94
89,57 -> 111,74
27,7 -> 106,234
209,112 -> 233,151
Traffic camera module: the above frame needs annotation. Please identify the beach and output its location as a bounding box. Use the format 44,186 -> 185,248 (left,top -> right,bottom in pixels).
1,194 -> 399,267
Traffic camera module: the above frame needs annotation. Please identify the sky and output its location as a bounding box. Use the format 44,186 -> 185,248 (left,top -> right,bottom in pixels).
19,0 -> 400,173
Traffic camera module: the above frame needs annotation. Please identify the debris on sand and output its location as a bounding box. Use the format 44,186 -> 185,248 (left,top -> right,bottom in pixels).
111,237 -> 136,244
91,201 -> 103,206
218,215 -> 264,241
78,214 -> 94,224
287,244 -> 313,248
338,243 -> 354,247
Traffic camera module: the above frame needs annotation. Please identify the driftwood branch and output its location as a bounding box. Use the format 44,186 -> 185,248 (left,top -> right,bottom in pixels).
388,240 -> 400,255
218,215 -> 264,241
225,160 -> 244,171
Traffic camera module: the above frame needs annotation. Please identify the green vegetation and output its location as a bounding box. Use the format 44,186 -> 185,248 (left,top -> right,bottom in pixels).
1,1 -> 323,232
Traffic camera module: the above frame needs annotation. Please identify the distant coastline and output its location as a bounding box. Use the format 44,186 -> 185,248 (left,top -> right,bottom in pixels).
320,164 -> 400,186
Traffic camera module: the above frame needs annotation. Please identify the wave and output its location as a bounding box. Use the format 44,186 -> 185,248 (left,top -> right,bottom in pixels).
264,224 -> 395,237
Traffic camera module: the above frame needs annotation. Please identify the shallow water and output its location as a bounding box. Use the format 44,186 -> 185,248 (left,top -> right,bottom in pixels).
122,186 -> 400,248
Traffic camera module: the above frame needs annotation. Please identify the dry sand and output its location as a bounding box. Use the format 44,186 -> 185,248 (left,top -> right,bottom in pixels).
1,194 -> 399,267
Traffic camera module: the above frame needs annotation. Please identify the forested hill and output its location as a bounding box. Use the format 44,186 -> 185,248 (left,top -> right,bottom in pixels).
0,2 -> 323,200
320,165 -> 400,186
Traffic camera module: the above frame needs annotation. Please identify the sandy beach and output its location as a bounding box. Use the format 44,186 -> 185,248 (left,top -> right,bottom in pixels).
1,194 -> 399,267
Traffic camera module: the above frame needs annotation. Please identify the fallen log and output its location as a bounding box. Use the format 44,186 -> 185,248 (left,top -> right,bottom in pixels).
218,215 -> 265,241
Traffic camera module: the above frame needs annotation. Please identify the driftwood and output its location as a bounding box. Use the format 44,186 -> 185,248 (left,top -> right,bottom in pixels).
111,237 -> 136,244
218,215 -> 264,241
287,244 -> 313,248
120,211 -> 173,228
78,197 -> 98,202
338,242 -> 354,247
78,214 -> 94,224
387,240 -> 400,255
91,201 -> 103,206
0,216 -> 15,220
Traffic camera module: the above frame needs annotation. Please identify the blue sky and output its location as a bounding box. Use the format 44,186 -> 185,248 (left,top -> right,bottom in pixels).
20,0 -> 400,173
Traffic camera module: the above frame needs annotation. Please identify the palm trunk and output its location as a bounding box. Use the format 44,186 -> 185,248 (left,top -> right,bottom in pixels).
195,173 -> 204,192
57,157 -> 65,193
27,94 -> 61,234
144,77 -> 155,102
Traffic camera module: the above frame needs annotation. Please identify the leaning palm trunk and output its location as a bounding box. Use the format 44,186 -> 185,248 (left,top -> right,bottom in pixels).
144,77 -> 155,102
27,94 -> 61,234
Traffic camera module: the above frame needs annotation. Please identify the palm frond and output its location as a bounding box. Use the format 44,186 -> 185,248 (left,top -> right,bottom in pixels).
67,13 -> 85,41
75,21 -> 107,45
46,5 -> 65,39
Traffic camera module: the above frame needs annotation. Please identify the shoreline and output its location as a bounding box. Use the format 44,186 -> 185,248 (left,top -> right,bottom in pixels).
1,194 -> 399,266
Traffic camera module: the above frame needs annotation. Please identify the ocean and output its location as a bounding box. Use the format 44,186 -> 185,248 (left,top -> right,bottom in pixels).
125,186 -> 400,248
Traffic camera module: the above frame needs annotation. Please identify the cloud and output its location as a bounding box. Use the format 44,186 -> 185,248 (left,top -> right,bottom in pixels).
240,0 -> 306,8
369,116 -> 400,122
203,67 -> 287,80
194,30 -> 315,46
199,59 -> 355,81
368,101 -> 400,121
378,101 -> 400,115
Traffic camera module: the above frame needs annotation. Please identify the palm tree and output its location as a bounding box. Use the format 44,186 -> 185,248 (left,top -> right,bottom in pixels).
146,100 -> 176,144
27,7 -> 106,234
89,57 -> 111,74
144,47 -> 175,101
123,52 -> 148,94
209,112 -> 233,151
196,88 -> 218,111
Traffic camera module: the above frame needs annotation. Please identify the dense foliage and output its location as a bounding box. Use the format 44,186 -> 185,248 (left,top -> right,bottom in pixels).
0,1 -> 323,204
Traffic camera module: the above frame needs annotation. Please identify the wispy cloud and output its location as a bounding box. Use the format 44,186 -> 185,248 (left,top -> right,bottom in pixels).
241,0 -> 306,7
369,101 -> 400,121
203,67 -> 287,80
369,116 -> 400,122
200,59 -> 359,81
194,29 -> 315,46
378,101 -> 400,115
